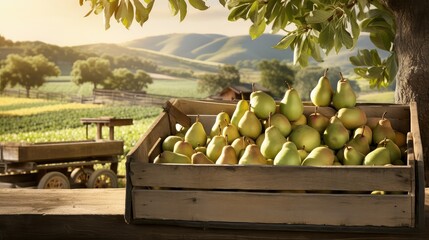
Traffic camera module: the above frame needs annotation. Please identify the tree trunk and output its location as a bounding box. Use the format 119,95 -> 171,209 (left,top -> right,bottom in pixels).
26,87 -> 30,98
384,0 -> 429,185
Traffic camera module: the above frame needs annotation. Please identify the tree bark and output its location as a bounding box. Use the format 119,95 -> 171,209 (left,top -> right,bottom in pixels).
383,0 -> 429,185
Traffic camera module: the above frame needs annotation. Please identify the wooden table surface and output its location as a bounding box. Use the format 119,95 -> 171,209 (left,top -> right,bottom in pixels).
0,188 -> 427,240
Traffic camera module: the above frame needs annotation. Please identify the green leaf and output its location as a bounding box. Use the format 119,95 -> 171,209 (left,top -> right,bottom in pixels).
349,55 -> 363,66
274,34 -> 296,49
369,31 -> 392,51
248,1 -> 259,23
308,37 -> 323,62
305,10 -> 333,24
169,0 -> 179,16
319,24 -> 335,54
340,27 -> 353,49
219,0 -> 226,7
228,4 -> 250,21
189,0 -> 209,10
249,21 -> 266,40
134,0 -> 149,26
178,0 -> 187,22
367,66 -> 384,79
385,53 -> 397,80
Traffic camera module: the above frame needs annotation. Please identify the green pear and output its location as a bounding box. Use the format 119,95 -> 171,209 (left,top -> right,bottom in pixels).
394,130 -> 407,148
348,134 -> 370,155
363,147 -> 391,166
260,126 -> 287,159
153,151 -> 191,164
231,136 -> 253,157
238,144 -> 267,165
297,146 -> 309,161
222,122 -> 240,144
332,73 -> 356,110
162,135 -> 183,152
256,133 -> 265,147
301,146 -> 335,166
323,116 -> 350,150
216,145 -> 238,165
249,87 -> 276,120
289,125 -> 321,152
372,112 -> 396,144
337,107 -> 367,130
173,140 -> 194,158
265,113 -> 292,137
206,135 -> 227,162
238,110 -> 262,140
185,115 -> 207,148
210,112 -> 230,138
274,142 -> 301,166
194,145 -> 207,154
377,138 -> 401,163
310,68 -> 333,107
336,147 -> 345,163
307,106 -> 329,133
279,84 -> 303,121
290,114 -> 307,129
191,152 -> 214,164
353,125 -> 373,145
343,145 -> 365,165
231,94 -> 250,127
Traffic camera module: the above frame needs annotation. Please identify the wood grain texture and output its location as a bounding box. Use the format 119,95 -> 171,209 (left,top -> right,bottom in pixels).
0,188 -> 428,240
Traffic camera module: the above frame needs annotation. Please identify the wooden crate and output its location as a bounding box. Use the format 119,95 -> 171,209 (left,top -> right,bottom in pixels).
125,99 -> 425,232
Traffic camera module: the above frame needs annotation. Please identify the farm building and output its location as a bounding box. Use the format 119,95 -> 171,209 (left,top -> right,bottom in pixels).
211,83 -> 272,101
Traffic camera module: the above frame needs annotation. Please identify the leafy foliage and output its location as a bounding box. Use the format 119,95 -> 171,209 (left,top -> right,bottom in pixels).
258,59 -> 295,97
197,64 -> 240,95
79,0 -> 398,88
103,68 -> 153,91
0,54 -> 61,97
70,57 -> 112,89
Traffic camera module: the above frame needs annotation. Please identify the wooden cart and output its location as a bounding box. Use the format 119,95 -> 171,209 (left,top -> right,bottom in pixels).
0,117 -> 132,189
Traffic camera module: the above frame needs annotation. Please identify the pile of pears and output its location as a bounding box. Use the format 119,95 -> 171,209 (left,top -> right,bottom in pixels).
155,69 -> 407,169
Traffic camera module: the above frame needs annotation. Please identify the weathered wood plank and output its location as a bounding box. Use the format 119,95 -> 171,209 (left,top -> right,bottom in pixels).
130,163 -> 412,192
132,189 -> 413,227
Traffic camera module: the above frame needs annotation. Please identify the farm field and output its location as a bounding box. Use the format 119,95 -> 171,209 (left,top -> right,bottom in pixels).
0,97 -> 162,183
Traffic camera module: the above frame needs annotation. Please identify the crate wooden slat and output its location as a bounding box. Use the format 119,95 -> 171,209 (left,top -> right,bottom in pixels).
126,99 -> 424,231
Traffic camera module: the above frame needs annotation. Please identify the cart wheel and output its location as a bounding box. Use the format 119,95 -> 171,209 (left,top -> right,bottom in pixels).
86,169 -> 118,188
70,168 -> 94,185
37,172 -> 71,189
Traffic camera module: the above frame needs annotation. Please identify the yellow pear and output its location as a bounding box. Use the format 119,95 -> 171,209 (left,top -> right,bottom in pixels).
301,146 -> 335,166
231,93 -> 250,127
191,152 -> 214,164
238,110 -> 262,140
216,145 -> 238,165
153,151 -> 191,164
310,68 -> 333,107
185,115 -> 207,148
238,144 -> 267,165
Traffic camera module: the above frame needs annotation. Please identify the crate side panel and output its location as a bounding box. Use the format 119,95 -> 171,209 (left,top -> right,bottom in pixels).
132,189 -> 413,227
130,163 -> 412,192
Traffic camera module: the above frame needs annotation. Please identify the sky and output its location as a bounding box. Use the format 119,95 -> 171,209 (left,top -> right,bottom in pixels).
0,0 -> 252,46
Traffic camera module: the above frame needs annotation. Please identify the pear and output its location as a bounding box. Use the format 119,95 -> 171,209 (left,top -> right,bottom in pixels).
222,122 -> 240,144
279,83 -> 303,121
290,114 -> 307,129
238,110 -> 262,140
289,125 -> 321,152
336,147 -> 345,163
337,107 -> 367,130
153,151 -> 191,164
297,146 -> 309,161
173,140 -> 194,158
238,144 -> 267,165
307,106 -> 329,133
162,135 -> 183,152
372,112 -> 396,144
216,145 -> 238,165
310,68 -> 333,107
348,133 -> 370,155
394,130 -> 406,147
265,113 -> 292,137
191,152 -> 214,164
256,133 -> 265,147
210,111 -> 230,138
332,72 -> 356,110
377,138 -> 401,163
301,146 -> 335,166
323,116 -> 350,150
231,136 -> 253,157
231,93 -> 250,127
274,142 -> 301,166
260,125 -> 287,159
206,134 -> 227,162
194,145 -> 207,154
249,85 -> 276,120
353,125 -> 373,145
363,147 -> 391,166
343,145 -> 365,165
185,115 -> 207,148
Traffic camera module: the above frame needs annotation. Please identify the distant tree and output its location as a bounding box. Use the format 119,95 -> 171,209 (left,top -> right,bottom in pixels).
0,35 -> 13,47
71,57 -> 112,90
103,68 -> 152,91
0,54 -> 60,97
102,55 -> 158,73
197,65 -> 240,95
258,59 -> 295,97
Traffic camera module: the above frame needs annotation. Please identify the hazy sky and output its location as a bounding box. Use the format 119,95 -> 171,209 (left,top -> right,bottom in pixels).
0,0 -> 252,46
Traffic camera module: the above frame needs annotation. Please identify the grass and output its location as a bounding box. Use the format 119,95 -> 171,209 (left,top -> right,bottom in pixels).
357,91 -> 395,103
